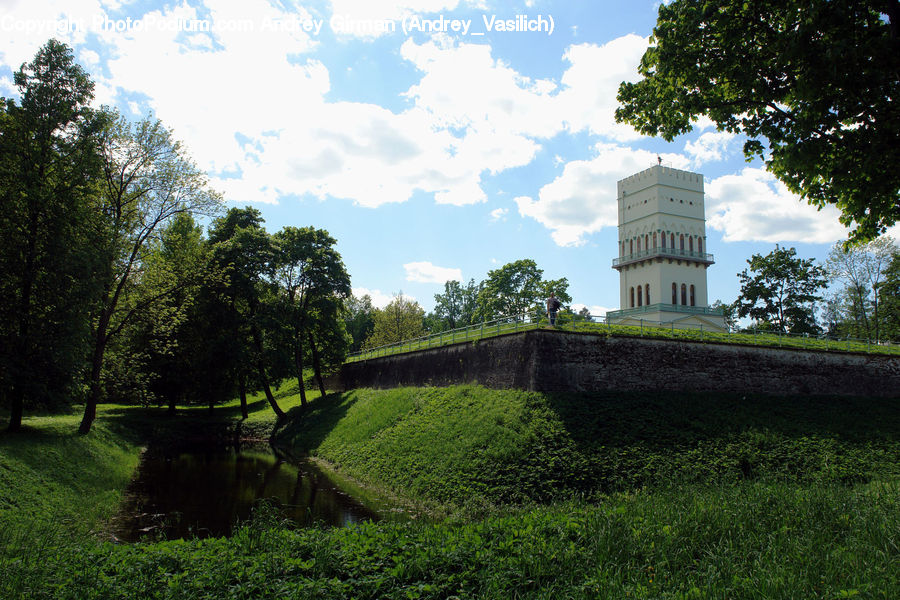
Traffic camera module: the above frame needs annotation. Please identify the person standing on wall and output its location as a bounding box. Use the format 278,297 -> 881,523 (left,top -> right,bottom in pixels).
546,292 -> 561,326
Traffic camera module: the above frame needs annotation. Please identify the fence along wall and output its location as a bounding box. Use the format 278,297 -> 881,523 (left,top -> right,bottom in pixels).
337,329 -> 899,398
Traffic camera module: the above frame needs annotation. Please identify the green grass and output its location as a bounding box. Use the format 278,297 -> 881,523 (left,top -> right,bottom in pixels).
2,385 -> 899,598
273,386 -> 900,510
348,317 -> 900,362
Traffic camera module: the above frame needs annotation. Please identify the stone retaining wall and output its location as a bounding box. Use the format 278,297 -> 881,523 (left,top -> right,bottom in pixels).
337,330 -> 899,398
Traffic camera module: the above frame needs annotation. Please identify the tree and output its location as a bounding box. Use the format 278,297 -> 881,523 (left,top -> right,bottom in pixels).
825,237 -> 898,342
880,252 -> 900,340
735,246 -> 828,335
476,260 -> 572,321
78,115 -> 222,434
365,293 -> 425,348
344,294 -> 376,352
477,260 -> 541,319
271,226 -> 350,408
0,40 -> 108,432
709,299 -> 738,331
207,208 -> 285,419
123,213 -> 213,413
429,279 -> 481,332
616,0 -> 900,243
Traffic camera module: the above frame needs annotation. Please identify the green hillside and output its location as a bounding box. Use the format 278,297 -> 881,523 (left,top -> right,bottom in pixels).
2,387 -> 899,599
273,385 -> 900,511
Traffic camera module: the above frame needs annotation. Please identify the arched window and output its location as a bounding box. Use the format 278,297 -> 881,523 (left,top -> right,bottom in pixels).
672,282 -> 677,305
698,238 -> 703,253
681,284 -> 687,306
657,232 -> 662,248
645,284 -> 650,305
630,287 -> 635,308
637,286 -> 643,307
630,240 -> 634,254
670,233 -> 675,248
689,237 -> 694,252
645,234 -> 649,250
637,237 -> 641,252
690,284 -> 696,307
679,234 -> 685,251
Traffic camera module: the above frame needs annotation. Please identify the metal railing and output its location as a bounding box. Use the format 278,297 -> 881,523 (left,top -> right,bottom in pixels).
346,311 -> 900,362
613,248 -> 714,268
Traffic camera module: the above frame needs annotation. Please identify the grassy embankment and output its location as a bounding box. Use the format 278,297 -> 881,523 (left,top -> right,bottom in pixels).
2,385 -> 899,598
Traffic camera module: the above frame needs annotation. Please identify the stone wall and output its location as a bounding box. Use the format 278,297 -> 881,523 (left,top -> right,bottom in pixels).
337,330 -> 899,398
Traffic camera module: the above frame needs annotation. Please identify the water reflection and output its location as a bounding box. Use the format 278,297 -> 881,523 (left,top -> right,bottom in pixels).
114,443 -> 381,541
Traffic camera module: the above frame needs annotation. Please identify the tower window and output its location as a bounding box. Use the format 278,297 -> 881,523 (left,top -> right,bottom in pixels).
661,234 -> 666,249
645,284 -> 650,305
637,286 -> 643,307
637,238 -> 641,252
630,240 -> 634,254
689,237 -> 694,252
672,282 -> 677,305
670,233 -> 675,248
698,238 -> 703,253
681,284 -> 687,306
690,285 -> 696,307
653,233 -> 658,248
630,287 -> 635,308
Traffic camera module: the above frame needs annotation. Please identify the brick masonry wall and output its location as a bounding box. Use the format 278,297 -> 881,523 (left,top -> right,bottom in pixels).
337,330 -> 899,398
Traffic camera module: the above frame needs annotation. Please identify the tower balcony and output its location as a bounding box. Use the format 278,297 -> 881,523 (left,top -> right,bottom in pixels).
612,248 -> 715,270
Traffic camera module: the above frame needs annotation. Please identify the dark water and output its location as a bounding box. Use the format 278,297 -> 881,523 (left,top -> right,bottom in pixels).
113,443 -> 382,541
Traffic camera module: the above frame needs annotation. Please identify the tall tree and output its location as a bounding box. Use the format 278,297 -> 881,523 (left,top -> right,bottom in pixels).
476,259 -> 545,320
271,226 -> 350,408
880,252 -> 900,341
476,259 -> 571,321
826,237 -> 898,342
616,0 -> 900,243
365,293 -> 425,348
208,208 -> 284,419
430,279 -> 481,332
344,294 -> 376,352
0,40 -> 108,432
735,246 -> 828,335
79,115 -> 222,434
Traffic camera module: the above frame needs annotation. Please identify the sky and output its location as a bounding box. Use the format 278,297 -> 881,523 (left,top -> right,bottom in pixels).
1,0 -> 888,315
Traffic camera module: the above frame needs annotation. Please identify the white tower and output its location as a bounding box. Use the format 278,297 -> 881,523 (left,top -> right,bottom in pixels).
606,164 -> 726,331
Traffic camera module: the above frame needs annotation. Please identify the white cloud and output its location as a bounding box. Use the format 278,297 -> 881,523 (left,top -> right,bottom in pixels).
705,167 -> 847,243
489,207 -> 508,221
352,286 -> 395,309
684,131 -> 736,167
404,261 -> 462,283
555,35 -> 650,141
516,144 -> 690,246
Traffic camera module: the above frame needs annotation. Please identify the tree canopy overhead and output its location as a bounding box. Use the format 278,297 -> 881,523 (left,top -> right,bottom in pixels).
616,0 -> 900,243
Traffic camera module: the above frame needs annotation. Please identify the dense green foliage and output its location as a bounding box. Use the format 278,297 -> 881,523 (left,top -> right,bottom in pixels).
735,246 -> 829,335
0,40 -> 109,431
616,0 -> 900,243
825,237 -> 900,342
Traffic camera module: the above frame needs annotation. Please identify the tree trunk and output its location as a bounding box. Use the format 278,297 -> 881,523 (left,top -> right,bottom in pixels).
294,336 -> 308,409
167,394 -> 177,415
256,362 -> 284,418
238,374 -> 249,420
6,387 -> 24,432
308,332 -> 327,398
251,323 -> 284,418
79,325 -> 108,435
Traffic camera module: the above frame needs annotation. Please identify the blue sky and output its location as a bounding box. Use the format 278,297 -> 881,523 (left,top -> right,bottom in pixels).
2,0 -> 883,314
